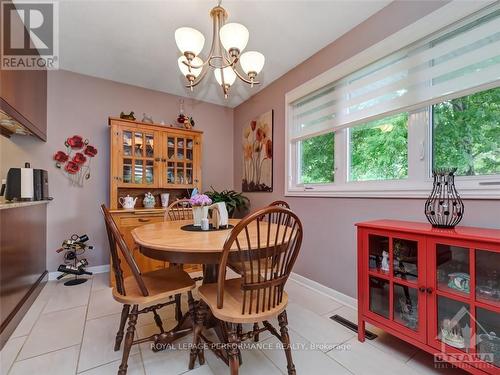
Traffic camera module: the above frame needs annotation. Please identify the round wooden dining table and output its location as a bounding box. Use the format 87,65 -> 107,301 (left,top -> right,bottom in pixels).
131,218 -> 241,283
132,218 -> 245,364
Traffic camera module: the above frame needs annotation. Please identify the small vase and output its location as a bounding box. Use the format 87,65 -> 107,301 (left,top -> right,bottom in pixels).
425,169 -> 464,228
192,206 -> 209,227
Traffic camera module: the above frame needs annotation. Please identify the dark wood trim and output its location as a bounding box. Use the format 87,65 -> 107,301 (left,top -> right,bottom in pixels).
0,97 -> 46,141
0,270 -> 47,349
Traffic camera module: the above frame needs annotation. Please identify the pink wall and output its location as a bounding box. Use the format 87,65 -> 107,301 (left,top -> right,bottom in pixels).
233,1 -> 500,298
0,70 -> 234,271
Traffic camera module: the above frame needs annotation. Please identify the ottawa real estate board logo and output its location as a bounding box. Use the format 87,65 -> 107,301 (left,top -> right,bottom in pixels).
1,1 -> 59,69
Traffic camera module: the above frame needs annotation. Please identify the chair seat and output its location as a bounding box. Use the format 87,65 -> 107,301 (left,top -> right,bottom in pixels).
112,267 -> 195,304
198,278 -> 288,324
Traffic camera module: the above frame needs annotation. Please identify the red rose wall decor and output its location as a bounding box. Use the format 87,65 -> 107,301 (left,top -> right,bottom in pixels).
53,135 -> 98,186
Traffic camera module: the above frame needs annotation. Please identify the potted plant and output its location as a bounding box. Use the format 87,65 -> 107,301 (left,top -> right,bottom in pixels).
204,187 -> 249,218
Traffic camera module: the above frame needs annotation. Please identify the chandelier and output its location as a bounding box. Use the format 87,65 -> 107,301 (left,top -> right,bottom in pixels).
175,2 -> 265,99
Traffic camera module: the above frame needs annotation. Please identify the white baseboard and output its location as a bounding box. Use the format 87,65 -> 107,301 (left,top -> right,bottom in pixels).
289,272 -> 358,310
48,264 -> 110,281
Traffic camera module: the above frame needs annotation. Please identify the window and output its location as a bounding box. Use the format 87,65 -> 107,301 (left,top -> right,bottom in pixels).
299,132 -> 334,184
285,4 -> 500,198
350,113 -> 408,181
432,87 -> 500,176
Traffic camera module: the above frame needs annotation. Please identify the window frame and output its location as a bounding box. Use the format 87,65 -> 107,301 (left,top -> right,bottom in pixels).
286,103 -> 500,198
285,2 -> 500,199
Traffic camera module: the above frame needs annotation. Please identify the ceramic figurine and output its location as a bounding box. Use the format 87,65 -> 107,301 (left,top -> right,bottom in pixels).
448,272 -> 470,293
143,192 -> 156,208
120,111 -> 135,120
142,113 -> 154,124
398,297 -> 417,329
381,251 -> 389,272
441,318 -> 465,349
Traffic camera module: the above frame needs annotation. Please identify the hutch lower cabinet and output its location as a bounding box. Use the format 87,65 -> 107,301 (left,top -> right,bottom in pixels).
108,117 -> 203,284
357,220 -> 500,375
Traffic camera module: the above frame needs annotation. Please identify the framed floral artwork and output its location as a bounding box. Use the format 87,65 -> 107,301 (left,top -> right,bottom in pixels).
242,110 -> 273,192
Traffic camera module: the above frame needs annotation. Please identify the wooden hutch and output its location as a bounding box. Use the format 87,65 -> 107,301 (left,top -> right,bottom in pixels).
108,117 -> 203,282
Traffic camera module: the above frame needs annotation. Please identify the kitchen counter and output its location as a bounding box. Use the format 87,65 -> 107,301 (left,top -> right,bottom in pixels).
0,199 -> 50,210
1,201 -> 47,349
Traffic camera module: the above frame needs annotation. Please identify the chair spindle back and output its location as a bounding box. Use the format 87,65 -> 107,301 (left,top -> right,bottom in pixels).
217,206 -> 303,315
165,199 -> 193,221
101,204 -> 149,297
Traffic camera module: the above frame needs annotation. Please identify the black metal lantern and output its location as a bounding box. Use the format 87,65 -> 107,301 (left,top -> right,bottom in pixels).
425,169 -> 464,228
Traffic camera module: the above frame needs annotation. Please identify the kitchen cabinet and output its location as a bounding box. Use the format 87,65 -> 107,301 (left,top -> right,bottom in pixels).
0,66 -> 47,140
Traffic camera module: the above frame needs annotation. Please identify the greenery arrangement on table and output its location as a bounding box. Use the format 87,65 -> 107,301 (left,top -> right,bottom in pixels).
204,187 -> 250,218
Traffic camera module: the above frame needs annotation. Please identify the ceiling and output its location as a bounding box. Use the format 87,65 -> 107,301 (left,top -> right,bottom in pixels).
56,0 -> 391,107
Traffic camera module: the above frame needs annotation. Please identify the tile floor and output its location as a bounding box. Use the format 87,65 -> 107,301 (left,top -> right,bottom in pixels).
0,272 -> 468,375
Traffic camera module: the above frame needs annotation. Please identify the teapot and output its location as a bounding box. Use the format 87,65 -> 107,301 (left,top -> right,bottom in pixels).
119,195 -> 137,209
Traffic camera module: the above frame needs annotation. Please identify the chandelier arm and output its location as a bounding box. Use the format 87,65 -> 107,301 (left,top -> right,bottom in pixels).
185,64 -> 211,88
233,67 -> 260,85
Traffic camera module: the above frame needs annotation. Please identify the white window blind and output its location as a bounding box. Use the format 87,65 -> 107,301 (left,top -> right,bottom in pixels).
289,7 -> 500,142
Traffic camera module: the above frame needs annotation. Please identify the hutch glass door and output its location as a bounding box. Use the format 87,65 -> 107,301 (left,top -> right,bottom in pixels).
119,127 -> 159,187
366,231 -> 426,342
164,133 -> 196,187
429,240 -> 500,372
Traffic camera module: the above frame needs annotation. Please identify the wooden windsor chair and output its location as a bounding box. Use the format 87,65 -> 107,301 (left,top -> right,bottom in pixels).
249,199 -> 291,341
269,200 -> 290,209
190,206 -> 303,375
101,204 -> 196,375
164,198 -> 193,221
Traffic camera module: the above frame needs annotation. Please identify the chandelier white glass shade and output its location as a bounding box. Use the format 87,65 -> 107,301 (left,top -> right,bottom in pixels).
175,27 -> 205,57
214,66 -> 237,86
175,3 -> 265,99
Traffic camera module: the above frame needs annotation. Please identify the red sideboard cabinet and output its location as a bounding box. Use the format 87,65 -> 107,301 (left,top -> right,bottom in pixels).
356,220 -> 500,375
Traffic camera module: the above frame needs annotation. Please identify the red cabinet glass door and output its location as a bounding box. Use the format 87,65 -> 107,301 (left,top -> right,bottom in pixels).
427,238 -> 500,373
363,229 -> 427,343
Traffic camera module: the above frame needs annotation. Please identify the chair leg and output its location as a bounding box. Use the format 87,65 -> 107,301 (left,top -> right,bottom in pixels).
227,323 -> 240,375
152,309 -> 165,333
174,293 -> 182,323
278,310 -> 296,375
189,299 -> 206,369
252,322 -> 260,342
114,304 -> 130,351
118,305 -> 138,375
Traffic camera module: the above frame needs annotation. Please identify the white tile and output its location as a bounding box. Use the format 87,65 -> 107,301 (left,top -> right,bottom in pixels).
137,323 -> 197,375
328,337 -> 421,375
10,345 -> 79,375
285,302 -> 355,352
261,327 -> 352,375
405,350 -> 469,375
183,365 -> 216,375
18,306 -> 86,360
87,288 -> 123,320
368,331 -> 419,362
0,336 -> 27,375
91,273 -> 111,292
78,354 -> 144,375
43,278 -> 91,314
78,313 -> 138,372
10,283 -> 56,339
205,338 -> 283,375
286,280 -> 343,315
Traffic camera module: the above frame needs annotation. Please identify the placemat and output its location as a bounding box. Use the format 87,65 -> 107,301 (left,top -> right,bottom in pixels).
180,224 -> 234,232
